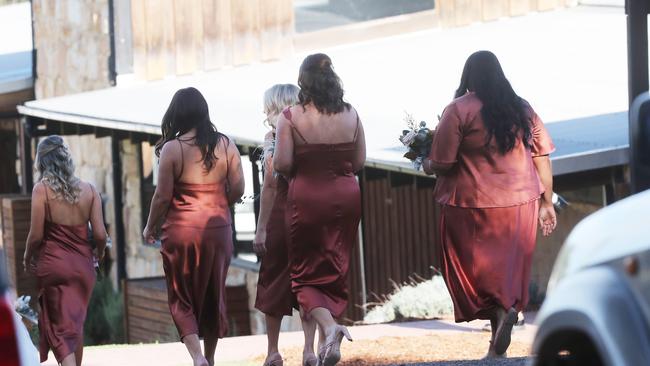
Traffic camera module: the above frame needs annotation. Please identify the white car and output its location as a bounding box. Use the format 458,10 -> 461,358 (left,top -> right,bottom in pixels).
0,252 -> 39,366
532,189 -> 650,365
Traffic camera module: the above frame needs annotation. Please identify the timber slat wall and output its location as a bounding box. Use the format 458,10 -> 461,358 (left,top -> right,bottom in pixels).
357,169 -> 439,306
130,0 -> 293,81
437,0 -> 577,27
125,277 -> 252,343
1,196 -> 38,300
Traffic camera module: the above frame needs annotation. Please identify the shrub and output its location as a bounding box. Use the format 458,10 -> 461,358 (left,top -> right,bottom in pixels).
363,275 -> 453,324
84,279 -> 125,345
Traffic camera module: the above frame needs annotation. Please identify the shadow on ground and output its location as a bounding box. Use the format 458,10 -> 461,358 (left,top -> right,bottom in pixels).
391,357 -> 531,366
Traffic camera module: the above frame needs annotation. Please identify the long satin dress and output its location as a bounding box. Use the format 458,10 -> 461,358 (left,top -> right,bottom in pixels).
36,189 -> 96,363
254,157 -> 297,316
429,92 -> 555,322
160,142 -> 233,339
283,108 -> 362,318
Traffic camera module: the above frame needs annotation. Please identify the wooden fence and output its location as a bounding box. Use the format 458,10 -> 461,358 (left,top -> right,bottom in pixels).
124,277 -> 252,343
1,195 -> 38,301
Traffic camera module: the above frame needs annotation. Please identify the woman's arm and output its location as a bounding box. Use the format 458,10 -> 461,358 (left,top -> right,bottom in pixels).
273,116 -> 294,176
352,120 -> 367,172
226,139 -> 245,205
23,183 -> 46,272
252,154 -> 278,256
89,184 -> 108,261
143,142 -> 176,244
424,104 -> 463,176
533,154 -> 557,236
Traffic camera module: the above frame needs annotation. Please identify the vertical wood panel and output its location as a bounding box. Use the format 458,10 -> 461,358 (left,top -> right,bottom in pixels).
231,0 -> 261,66
131,0 -> 148,79
509,0 -> 531,16
454,0 -> 481,27
203,0 -> 234,70
174,0 -> 204,75
143,0 -> 166,80
482,0 -> 508,21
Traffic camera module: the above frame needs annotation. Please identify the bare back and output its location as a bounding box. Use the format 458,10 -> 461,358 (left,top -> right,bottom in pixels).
44,182 -> 95,226
288,104 -> 359,145
174,135 -> 231,185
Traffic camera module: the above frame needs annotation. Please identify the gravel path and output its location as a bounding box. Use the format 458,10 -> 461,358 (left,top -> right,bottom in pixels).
396,357 -> 532,366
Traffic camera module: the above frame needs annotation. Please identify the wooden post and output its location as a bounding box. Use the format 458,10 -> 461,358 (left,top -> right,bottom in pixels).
19,117 -> 33,195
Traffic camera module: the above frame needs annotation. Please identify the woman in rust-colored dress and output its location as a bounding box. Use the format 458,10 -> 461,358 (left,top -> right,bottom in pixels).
143,87 -> 245,366
253,84 -> 318,366
274,54 -> 366,366
23,135 -> 107,366
424,51 -> 557,358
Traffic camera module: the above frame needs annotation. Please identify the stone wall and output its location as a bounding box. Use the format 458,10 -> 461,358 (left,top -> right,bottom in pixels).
121,140 -> 163,278
32,0 -> 112,98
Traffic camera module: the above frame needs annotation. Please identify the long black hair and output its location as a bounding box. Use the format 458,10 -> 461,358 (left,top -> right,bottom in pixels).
155,87 -> 226,172
455,51 -> 532,154
298,53 -> 351,114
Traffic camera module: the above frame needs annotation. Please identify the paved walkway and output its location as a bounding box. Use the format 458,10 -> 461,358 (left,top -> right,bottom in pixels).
39,315 -> 537,366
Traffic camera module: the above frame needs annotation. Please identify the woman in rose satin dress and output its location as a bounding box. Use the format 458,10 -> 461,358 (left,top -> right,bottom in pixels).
253,84 -> 318,366
274,54 -> 366,366
23,135 -> 107,366
424,51 -> 557,358
143,87 -> 245,366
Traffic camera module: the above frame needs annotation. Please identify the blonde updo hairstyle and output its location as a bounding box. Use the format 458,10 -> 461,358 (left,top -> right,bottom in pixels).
263,84 -> 299,129
36,135 -> 81,204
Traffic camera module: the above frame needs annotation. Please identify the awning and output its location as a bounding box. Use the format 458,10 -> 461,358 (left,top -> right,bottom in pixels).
18,5 -> 630,176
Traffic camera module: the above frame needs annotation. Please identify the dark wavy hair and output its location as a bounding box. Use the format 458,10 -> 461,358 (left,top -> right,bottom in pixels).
298,53 -> 351,114
155,87 -> 226,172
455,51 -> 532,154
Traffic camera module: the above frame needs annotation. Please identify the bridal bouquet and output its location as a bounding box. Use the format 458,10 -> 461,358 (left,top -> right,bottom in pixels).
399,112 -> 435,170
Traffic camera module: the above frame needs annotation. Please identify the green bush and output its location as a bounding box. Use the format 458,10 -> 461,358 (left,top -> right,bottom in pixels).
363,274 -> 454,324
84,279 -> 125,345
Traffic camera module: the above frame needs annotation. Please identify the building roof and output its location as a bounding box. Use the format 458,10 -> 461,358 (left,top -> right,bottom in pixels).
0,3 -> 33,94
18,5 -> 630,175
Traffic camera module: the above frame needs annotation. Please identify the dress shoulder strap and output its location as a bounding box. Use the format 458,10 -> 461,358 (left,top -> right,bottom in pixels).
43,183 -> 52,222
352,108 -> 360,142
282,107 -> 308,143
176,138 -> 185,181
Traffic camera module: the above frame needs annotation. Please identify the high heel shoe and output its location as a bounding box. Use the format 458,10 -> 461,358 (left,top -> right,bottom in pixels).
318,326 -> 353,366
262,352 -> 284,366
493,307 -> 517,356
302,353 -> 318,366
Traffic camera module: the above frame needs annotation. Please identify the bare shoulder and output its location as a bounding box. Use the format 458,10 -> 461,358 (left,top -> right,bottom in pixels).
160,139 -> 181,157
31,181 -> 46,199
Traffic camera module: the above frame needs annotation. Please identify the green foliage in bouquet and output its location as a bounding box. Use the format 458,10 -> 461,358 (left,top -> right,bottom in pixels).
363,274 -> 453,324
84,279 -> 125,345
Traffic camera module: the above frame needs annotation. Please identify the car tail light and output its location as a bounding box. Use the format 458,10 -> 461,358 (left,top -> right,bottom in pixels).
0,294 -> 20,366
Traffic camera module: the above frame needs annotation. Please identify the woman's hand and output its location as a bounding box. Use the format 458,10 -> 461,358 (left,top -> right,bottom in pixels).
253,230 -> 267,256
538,201 -> 557,237
22,251 -> 36,273
143,225 -> 156,245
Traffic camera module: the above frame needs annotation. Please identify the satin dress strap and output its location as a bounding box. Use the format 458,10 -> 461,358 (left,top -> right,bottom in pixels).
282,107 -> 308,143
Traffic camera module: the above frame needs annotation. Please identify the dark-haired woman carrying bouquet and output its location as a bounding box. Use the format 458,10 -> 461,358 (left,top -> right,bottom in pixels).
424,51 -> 557,358
143,87 -> 245,366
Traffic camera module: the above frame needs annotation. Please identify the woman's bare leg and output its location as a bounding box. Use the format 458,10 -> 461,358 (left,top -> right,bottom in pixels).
60,353 -> 76,366
183,334 -> 209,366
264,314 -> 283,363
204,334 -> 218,366
300,310 -> 318,364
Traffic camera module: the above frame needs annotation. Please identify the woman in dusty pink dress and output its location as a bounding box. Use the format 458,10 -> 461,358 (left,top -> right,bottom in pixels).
143,87 -> 245,366
23,135 -> 107,366
424,51 -> 557,358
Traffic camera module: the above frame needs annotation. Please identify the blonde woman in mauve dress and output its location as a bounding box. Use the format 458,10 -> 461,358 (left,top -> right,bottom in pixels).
253,84 -> 319,366
424,51 -> 557,358
143,87 -> 245,366
274,54 -> 366,366
23,135 -> 108,366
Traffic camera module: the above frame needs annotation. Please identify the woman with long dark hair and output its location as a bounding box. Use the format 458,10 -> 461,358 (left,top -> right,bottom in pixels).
23,135 -> 107,366
424,51 -> 556,357
274,53 -> 366,366
143,87 -> 245,366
